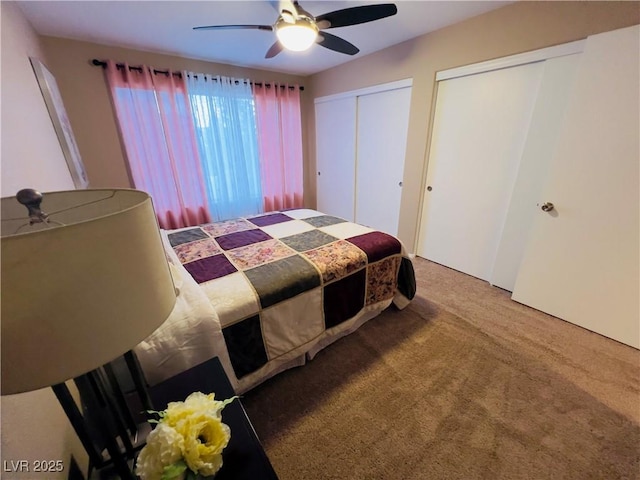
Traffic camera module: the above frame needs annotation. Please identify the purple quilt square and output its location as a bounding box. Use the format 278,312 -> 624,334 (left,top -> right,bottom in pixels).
215,229 -> 272,250
323,269 -> 366,329
222,314 -> 268,379
183,254 -> 237,283
347,231 -> 402,263
248,213 -> 293,227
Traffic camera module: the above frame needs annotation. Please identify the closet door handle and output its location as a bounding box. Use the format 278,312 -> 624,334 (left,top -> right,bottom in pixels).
541,202 -> 554,212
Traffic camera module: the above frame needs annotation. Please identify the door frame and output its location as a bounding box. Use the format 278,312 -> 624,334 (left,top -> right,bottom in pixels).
435,40 -> 585,81
314,78 -> 413,105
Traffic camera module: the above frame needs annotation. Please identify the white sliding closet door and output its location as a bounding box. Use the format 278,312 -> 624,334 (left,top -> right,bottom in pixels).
417,62 -> 544,281
512,26 -> 640,348
355,87 -> 411,236
315,97 -> 357,221
490,54 -> 581,290
315,80 -> 412,232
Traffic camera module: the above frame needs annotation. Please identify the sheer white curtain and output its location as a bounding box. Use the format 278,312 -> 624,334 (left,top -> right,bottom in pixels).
185,73 -> 263,221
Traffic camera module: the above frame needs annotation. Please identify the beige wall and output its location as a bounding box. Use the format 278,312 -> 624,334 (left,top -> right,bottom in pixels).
0,2 -> 75,195
40,37 -> 311,200
306,1 -> 640,250
0,2 -> 87,478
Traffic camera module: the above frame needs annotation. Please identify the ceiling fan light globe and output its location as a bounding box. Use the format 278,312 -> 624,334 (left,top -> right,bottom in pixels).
276,19 -> 318,52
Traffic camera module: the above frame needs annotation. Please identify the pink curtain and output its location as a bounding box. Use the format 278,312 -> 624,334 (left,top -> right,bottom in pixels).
252,83 -> 304,212
104,60 -> 211,229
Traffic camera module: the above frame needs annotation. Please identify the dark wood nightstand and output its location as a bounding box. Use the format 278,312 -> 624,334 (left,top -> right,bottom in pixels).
148,357 -> 278,480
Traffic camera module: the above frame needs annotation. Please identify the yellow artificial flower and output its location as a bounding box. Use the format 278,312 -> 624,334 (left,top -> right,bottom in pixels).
136,392 -> 237,480
135,423 -> 184,480
164,392 -> 225,425
179,413 -> 231,476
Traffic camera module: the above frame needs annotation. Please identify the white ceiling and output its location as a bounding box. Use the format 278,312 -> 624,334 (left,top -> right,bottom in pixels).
17,1 -> 513,76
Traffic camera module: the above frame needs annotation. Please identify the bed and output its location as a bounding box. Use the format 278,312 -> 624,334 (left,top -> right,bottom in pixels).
134,208 -> 416,394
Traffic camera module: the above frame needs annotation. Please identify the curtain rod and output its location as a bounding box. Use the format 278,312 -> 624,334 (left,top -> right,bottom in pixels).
91,59 -> 304,91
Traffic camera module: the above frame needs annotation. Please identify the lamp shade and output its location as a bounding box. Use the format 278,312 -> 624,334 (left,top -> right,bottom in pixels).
1,189 -> 176,395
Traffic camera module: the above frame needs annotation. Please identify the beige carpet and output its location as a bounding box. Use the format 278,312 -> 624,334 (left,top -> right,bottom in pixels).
242,257 -> 640,480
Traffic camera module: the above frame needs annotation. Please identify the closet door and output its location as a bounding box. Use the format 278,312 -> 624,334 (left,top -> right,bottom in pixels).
315,96 -> 357,221
417,62 -> 544,281
512,26 -> 639,348
490,54 -> 581,290
355,86 -> 411,236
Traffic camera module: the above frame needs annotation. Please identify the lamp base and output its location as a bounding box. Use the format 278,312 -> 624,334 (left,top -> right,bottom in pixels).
52,351 -> 154,480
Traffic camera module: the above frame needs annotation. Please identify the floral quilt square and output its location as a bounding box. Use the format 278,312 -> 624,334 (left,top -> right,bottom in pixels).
226,239 -> 296,270
202,218 -> 255,237
366,256 -> 401,305
303,240 -> 367,283
173,239 -> 221,264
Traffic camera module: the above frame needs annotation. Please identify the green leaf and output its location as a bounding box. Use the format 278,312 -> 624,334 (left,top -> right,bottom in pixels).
161,460 -> 188,480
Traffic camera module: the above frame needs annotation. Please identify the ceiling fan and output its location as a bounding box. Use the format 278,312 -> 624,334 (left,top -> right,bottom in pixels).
193,1 -> 398,58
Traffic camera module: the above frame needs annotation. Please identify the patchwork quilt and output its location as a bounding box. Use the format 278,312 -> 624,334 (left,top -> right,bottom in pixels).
164,208 -> 415,382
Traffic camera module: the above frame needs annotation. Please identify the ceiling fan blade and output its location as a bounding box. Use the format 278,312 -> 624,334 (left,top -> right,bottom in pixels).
315,4 -> 397,29
265,41 -> 284,59
193,24 -> 273,31
317,32 -> 359,55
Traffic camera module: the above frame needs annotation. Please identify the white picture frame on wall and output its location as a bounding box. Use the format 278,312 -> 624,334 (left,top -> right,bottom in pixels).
30,57 -> 89,189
